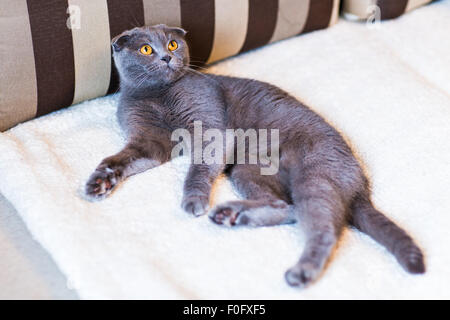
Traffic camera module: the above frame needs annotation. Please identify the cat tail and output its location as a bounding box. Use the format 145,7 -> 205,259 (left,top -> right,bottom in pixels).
350,193 -> 425,274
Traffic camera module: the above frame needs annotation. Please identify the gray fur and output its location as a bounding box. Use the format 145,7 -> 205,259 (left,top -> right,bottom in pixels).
85,25 -> 425,287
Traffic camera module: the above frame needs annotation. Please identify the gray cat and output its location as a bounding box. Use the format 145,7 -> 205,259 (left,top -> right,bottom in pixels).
85,24 -> 425,287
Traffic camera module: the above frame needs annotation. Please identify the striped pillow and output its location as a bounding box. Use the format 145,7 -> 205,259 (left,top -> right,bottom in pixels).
0,0 -> 340,131
342,0 -> 435,20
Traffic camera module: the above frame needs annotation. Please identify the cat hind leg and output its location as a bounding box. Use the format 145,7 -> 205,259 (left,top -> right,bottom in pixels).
209,164 -> 296,227
209,199 -> 296,227
285,175 -> 347,288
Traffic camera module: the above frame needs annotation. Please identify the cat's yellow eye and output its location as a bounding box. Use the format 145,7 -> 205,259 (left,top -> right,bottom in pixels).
140,45 -> 152,55
168,40 -> 178,51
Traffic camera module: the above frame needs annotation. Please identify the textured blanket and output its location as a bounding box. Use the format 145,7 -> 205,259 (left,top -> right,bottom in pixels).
0,1 -> 449,299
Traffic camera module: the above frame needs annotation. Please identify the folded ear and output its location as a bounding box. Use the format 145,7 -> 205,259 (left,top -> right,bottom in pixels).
112,31 -> 131,52
170,27 -> 187,37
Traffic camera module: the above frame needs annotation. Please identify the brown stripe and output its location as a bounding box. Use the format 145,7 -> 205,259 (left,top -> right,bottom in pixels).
302,0 -> 334,34
106,0 -> 145,94
180,0 -> 215,66
26,0 -> 75,117
239,0 -> 278,53
377,0 -> 408,20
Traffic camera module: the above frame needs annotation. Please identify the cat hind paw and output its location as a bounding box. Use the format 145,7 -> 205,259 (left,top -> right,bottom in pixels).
209,204 -> 245,227
284,262 -> 321,288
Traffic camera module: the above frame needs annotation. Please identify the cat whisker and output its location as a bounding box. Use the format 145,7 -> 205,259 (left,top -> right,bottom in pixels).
186,64 -> 210,72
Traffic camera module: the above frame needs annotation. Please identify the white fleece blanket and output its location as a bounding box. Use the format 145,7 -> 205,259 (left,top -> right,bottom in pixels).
1,1 -> 449,299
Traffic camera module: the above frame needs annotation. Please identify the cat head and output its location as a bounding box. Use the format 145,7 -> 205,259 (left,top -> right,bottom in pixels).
111,24 -> 189,89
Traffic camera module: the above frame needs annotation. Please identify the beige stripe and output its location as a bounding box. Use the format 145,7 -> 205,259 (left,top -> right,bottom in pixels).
69,0 -> 111,105
143,0 -> 181,27
270,0 -> 309,43
0,0 -> 37,131
329,0 -> 341,26
207,0 -> 249,64
343,0 -> 376,19
406,0 -> 432,12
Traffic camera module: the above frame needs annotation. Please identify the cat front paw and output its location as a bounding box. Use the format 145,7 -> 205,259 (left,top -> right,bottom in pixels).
85,166 -> 122,200
181,195 -> 209,217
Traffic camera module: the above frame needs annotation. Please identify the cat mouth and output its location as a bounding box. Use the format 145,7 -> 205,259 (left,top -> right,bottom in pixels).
144,63 -> 182,76
165,64 -> 184,75
144,65 -> 174,75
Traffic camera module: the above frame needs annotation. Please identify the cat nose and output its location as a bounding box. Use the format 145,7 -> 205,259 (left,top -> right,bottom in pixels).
161,55 -> 172,63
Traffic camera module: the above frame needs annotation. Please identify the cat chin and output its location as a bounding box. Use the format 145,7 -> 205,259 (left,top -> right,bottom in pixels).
163,68 -> 185,83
